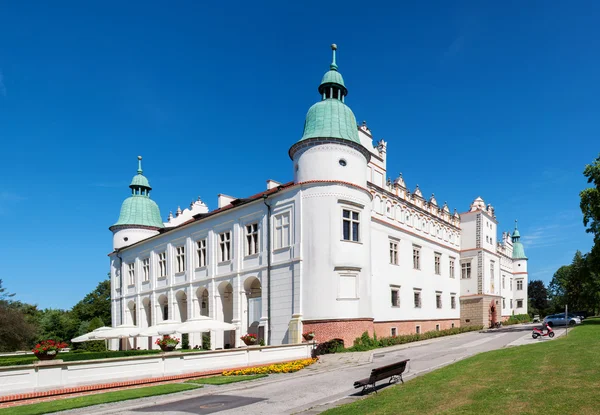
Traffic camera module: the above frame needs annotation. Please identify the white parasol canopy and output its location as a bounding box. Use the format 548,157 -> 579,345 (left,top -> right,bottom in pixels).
139,320 -> 184,337
71,326 -> 113,343
175,316 -> 236,333
90,324 -> 140,340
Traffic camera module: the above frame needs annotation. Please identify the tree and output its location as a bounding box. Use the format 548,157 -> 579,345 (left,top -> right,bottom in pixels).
71,277 -> 111,326
0,302 -> 37,351
528,280 -> 549,316
581,153 -> 600,271
0,279 -> 15,303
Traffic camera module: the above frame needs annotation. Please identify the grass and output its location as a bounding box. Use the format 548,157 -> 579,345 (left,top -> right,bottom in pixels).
323,318 -> 600,415
185,374 -> 268,385
0,384 -> 200,415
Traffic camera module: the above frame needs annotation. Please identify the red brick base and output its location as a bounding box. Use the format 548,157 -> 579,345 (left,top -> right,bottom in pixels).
374,319 -> 460,338
303,318 -> 461,347
302,318 -> 374,347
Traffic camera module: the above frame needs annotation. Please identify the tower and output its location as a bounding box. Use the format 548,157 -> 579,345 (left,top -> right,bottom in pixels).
512,220 -> 528,314
109,156 -> 164,250
288,45 -> 373,345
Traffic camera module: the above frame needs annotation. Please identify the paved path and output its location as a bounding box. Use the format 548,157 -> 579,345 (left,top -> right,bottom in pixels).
57,323 -> 565,415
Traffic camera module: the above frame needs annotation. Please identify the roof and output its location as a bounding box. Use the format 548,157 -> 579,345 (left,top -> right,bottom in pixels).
320,70 -> 346,91
130,174 -> 151,189
300,99 -> 360,144
112,196 -> 164,228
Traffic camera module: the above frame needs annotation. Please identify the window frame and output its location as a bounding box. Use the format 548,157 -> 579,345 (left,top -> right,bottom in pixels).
413,290 -> 422,308
175,245 -> 186,273
516,299 -> 523,308
219,231 -> 232,263
436,292 -> 442,309
451,294 -> 456,309
449,257 -> 456,278
245,222 -> 259,257
127,263 -> 135,286
412,245 -> 421,270
341,208 -> 361,242
517,279 -> 523,291
196,238 -> 207,268
158,252 -> 167,278
390,285 -> 400,308
461,261 -> 472,279
389,240 -> 399,265
142,258 -> 150,282
434,252 -> 441,275
274,211 -> 291,250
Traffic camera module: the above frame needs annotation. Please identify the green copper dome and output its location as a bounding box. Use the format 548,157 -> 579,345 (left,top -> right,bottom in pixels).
111,156 -> 164,229
114,196 -> 163,228
298,44 -> 359,144
512,220 -> 527,259
320,70 -> 346,91
302,99 -> 360,143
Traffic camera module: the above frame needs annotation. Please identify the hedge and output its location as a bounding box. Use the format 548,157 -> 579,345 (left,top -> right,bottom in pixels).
503,313 -> 531,326
0,349 -> 163,367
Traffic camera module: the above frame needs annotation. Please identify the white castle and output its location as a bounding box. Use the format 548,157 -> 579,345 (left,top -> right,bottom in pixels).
108,45 -> 528,349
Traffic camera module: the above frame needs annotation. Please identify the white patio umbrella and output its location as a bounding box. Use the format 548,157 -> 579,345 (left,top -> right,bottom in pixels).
90,324 -> 141,340
139,320 -> 184,337
71,326 -> 113,343
175,316 -> 236,333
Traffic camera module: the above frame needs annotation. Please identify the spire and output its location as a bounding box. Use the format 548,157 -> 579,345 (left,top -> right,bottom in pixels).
129,155 -> 152,192
137,156 -> 143,175
330,43 -> 338,70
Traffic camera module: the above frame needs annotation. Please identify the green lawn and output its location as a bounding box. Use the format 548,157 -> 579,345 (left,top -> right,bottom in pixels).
185,374 -> 268,385
0,384 -> 200,415
324,318 -> 600,415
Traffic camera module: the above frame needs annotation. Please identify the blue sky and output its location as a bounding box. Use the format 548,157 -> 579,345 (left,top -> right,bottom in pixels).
0,1 -> 597,309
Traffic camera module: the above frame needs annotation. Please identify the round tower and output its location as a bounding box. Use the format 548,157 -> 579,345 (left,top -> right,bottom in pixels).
289,45 -> 373,346
109,156 -> 164,250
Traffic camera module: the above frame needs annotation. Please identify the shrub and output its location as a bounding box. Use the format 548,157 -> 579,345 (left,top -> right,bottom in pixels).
504,314 -> 531,326
313,338 -> 344,356
345,325 -> 483,352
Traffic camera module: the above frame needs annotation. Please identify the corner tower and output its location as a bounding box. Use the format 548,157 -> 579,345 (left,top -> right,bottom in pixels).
289,45 -> 373,347
109,156 -> 163,250
511,220 -> 528,315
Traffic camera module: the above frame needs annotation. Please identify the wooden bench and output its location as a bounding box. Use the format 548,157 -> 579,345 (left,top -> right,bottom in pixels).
353,359 -> 410,394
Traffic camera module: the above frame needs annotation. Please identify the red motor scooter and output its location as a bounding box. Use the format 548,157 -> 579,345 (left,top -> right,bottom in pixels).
532,324 -> 554,339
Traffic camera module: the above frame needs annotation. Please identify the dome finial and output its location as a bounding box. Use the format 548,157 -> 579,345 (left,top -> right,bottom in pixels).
137,156 -> 143,175
330,44 -> 338,71
514,219 -> 518,230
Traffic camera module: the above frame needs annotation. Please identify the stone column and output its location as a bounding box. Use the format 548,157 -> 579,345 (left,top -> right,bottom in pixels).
231,276 -> 242,348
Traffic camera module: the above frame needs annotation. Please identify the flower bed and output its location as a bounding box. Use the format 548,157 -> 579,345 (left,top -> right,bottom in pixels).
222,358 -> 317,376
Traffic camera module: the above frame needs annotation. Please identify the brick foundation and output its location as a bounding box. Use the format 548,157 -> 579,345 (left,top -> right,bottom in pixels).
374,319 -> 460,338
460,295 -> 502,328
303,318 -> 462,346
302,318 -> 374,347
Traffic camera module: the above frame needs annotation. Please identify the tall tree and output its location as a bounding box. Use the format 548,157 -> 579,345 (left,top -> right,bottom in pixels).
71,277 -> 111,326
528,279 -> 549,315
581,153 -> 600,270
0,279 -> 15,303
0,280 -> 37,351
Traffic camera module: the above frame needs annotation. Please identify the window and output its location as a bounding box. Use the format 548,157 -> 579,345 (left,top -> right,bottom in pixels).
127,263 -> 135,285
415,325 -> 421,334
389,241 -> 398,265
517,299 -> 523,308
510,299 -> 513,308
414,291 -> 422,308
142,258 -> 149,282
196,239 -> 207,268
342,209 -> 360,242
451,323 -> 455,328
391,327 -> 397,336
245,223 -> 259,256
502,275 -> 505,289
503,298 -> 506,309
219,231 -> 231,262
434,253 -> 441,275
176,246 -> 186,273
338,274 -> 358,299
517,280 -> 523,290
451,295 -> 456,309
449,257 -> 455,278
510,278 -> 513,290
413,246 -> 421,270
158,252 -> 167,278
461,262 -> 472,279
436,293 -> 442,309
490,261 -> 495,279
435,324 -> 440,331
274,212 -> 291,249
391,287 -> 400,307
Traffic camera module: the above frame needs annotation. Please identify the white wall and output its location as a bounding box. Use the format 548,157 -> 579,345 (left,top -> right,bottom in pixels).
0,344 -> 313,397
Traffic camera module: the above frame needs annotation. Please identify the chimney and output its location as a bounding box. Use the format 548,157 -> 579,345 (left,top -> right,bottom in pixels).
217,194 -> 236,208
266,179 -> 281,190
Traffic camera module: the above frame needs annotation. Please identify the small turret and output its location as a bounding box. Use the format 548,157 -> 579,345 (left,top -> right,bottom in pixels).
110,156 -> 163,250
